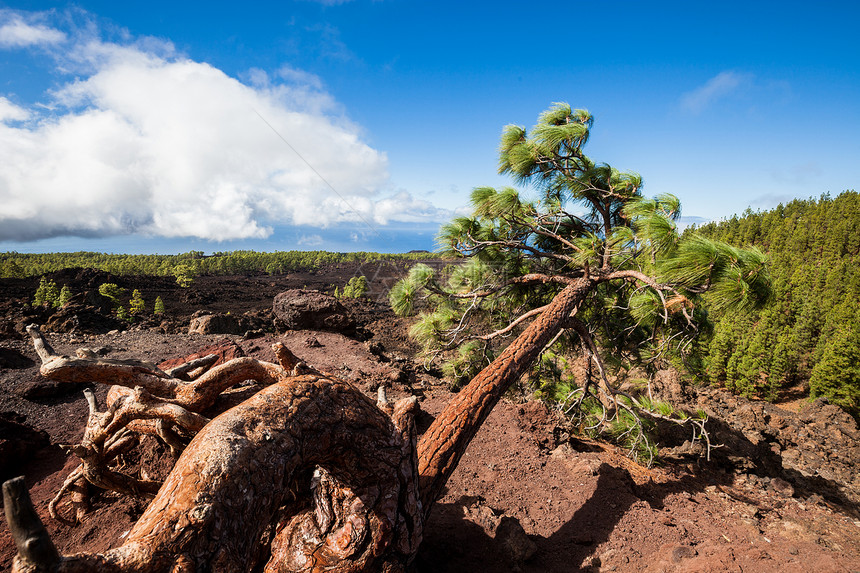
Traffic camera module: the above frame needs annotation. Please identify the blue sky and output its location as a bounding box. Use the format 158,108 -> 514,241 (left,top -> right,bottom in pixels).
0,1 -> 858,254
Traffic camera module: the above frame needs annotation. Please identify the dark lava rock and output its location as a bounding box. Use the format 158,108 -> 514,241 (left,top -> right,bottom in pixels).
47,267 -> 119,290
0,347 -> 34,369
14,376 -> 82,400
496,516 -> 537,566
187,311 -> 270,336
272,289 -> 355,333
188,313 -> 245,335
44,303 -> 123,334
157,339 -> 246,372
671,545 -> 698,563
0,412 -> 50,480
0,318 -> 19,340
694,388 -> 860,507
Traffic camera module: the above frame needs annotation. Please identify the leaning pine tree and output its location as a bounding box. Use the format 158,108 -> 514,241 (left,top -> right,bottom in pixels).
4,103 -> 769,573
392,103 -> 770,501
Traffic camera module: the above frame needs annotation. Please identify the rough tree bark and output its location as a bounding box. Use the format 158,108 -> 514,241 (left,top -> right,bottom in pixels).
7,328 -> 421,572
25,323 -> 291,524
416,278 -> 593,513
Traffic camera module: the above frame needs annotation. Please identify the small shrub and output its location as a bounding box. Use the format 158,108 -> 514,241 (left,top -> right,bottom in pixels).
99,283 -> 126,307
116,306 -> 131,322
58,285 -> 73,307
338,276 -> 369,299
129,289 -> 145,315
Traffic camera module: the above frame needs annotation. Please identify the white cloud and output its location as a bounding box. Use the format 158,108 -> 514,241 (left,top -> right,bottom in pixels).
276,65 -> 324,90
0,15 -> 449,243
0,13 -> 66,48
373,191 -> 452,224
680,71 -> 750,114
297,233 -> 323,246
0,97 -> 29,121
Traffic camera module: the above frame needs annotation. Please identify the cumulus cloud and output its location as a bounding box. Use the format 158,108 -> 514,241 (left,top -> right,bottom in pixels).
0,97 -> 29,121
372,191 -> 452,225
297,234 -> 324,246
680,71 -> 750,114
0,12 -> 448,243
0,13 -> 66,48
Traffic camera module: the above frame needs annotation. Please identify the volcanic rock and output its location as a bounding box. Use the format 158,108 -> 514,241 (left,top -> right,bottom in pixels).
188,313 -> 245,335
0,347 -> 34,369
0,412 -> 50,480
272,289 -> 355,333
157,339 -> 245,372
44,303 -> 123,334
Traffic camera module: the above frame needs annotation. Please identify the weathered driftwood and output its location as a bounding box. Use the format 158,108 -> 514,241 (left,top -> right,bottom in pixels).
3,477 -> 61,572
27,324 -> 286,411
26,324 -> 293,523
8,330 -> 422,572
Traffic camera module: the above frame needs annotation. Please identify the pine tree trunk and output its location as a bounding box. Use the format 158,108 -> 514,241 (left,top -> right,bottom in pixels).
416,277 -> 594,515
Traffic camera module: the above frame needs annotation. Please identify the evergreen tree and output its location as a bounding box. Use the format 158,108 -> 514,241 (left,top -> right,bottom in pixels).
696,190 -> 860,412
129,289 -> 145,315
809,322 -> 860,417
173,264 -> 195,288
58,285 -> 73,307
33,277 -> 49,306
340,276 -> 369,298
153,296 -> 166,315
116,306 -> 131,322
390,103 -> 769,467
1,258 -> 24,278
98,283 -> 127,311
34,277 -> 61,307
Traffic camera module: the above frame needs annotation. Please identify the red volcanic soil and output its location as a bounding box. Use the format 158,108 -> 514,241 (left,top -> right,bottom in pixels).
1,266 -> 859,572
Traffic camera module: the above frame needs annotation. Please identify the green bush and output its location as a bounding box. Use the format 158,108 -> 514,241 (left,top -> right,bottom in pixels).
98,283 -> 127,308
58,285 -> 73,307
339,276 -> 369,299
34,277 -> 60,307
116,306 -> 131,322
129,289 -> 145,315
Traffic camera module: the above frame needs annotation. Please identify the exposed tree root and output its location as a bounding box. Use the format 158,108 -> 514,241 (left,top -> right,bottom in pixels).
26,324 -> 292,523
8,327 -> 422,572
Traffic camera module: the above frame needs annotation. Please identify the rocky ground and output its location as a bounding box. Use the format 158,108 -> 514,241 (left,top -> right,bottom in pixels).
1,265 -> 859,572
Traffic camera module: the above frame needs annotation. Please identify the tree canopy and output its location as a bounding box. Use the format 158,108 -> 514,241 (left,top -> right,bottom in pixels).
392,103 -> 770,460
694,191 -> 860,416
0,250 -> 433,279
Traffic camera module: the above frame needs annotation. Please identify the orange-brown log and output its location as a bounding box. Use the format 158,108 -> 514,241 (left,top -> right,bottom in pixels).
8,374 -> 421,573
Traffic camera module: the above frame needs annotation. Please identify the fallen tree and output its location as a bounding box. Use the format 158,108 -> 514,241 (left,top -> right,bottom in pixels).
7,326 -> 422,572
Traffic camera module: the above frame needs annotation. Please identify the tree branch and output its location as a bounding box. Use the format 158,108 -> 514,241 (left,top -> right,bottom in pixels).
476,304 -> 549,341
